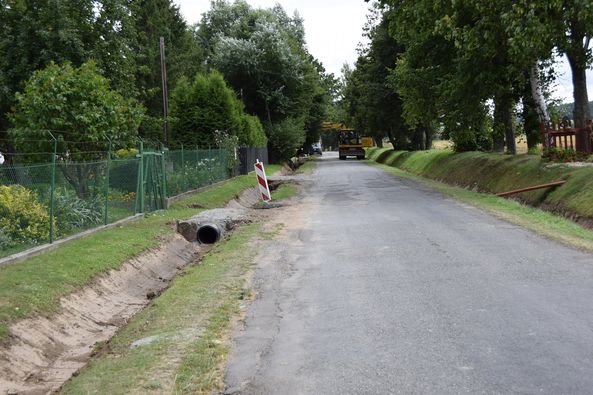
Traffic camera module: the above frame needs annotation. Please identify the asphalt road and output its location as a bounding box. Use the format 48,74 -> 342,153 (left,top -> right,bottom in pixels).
224,152 -> 593,394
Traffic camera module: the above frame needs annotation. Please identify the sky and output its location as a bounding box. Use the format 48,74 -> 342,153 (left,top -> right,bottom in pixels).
174,0 -> 371,79
174,0 -> 590,104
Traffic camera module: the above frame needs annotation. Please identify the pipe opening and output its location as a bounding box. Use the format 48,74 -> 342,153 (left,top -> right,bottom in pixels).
197,224 -> 221,244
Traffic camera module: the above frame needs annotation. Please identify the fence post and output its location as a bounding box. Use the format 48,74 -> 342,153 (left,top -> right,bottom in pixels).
160,143 -> 168,204
104,138 -> 112,225
218,147 -> 223,180
181,143 -> 186,192
48,132 -> 57,244
208,145 -> 212,184
138,139 -> 145,213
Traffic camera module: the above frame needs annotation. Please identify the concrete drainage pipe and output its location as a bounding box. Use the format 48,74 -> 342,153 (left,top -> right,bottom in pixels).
197,223 -> 224,244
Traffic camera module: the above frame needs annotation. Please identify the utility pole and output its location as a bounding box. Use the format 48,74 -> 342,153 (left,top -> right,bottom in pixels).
159,37 -> 169,145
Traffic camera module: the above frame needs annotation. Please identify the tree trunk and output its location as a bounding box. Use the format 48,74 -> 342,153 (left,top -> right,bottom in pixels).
523,95 -> 541,149
374,136 -> 383,148
424,126 -> 433,150
411,129 -> 424,150
567,51 -> 591,129
492,96 -> 505,152
529,62 -> 550,125
502,96 -> 516,154
60,163 -> 92,199
522,78 -> 541,149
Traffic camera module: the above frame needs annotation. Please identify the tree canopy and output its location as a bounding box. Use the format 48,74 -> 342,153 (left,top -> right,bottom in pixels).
343,0 -> 593,153
0,0 -> 331,163
169,71 -> 266,149
197,0 -> 330,160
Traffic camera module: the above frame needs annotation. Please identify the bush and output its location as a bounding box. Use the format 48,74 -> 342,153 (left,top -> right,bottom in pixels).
167,165 -> 210,196
267,117 -> 306,162
450,126 -> 493,152
239,115 -> 267,147
169,72 -> 243,147
53,189 -> 103,235
115,148 -> 139,158
0,185 -> 51,244
110,160 -> 139,193
0,228 -> 15,250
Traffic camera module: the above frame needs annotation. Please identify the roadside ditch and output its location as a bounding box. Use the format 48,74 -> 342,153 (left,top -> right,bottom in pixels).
367,148 -> 593,230
0,167 -> 306,395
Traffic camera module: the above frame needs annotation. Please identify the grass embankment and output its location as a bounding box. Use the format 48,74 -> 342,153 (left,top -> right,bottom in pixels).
0,165 -> 282,341
367,148 -> 593,251
367,148 -> 593,220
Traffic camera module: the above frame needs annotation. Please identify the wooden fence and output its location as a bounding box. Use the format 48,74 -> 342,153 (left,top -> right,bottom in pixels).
541,121 -> 593,153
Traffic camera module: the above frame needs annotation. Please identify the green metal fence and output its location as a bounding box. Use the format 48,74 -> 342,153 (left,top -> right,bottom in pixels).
165,146 -> 230,197
0,145 -> 231,259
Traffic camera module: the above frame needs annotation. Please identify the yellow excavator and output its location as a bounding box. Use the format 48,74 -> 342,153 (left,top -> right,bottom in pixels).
321,122 -> 374,160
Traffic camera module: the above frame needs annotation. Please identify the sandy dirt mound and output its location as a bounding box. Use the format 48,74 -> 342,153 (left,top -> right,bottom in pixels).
0,234 -> 200,395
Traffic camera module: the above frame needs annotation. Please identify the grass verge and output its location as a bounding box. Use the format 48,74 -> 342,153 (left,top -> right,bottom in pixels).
369,161 -> 593,252
367,148 -> 593,220
272,184 -> 298,201
0,167 -> 280,341
61,223 -> 264,394
297,157 -> 317,174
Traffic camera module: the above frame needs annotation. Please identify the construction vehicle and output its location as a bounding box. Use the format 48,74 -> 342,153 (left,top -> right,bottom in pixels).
338,129 -> 365,160
321,122 -> 374,160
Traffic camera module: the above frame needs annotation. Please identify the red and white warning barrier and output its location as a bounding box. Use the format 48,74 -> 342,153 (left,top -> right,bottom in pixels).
254,159 -> 272,202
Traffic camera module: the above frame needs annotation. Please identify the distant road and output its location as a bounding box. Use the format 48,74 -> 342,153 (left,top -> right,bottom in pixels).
224,151 -> 593,394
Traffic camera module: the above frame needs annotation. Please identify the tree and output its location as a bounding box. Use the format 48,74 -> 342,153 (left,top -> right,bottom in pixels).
131,0 -> 204,140
198,1 -> 329,159
91,0 -> 139,95
169,71 -> 266,148
342,8 -> 416,150
375,0 -> 491,151
0,0 -> 94,134
9,62 -> 144,197
505,1 -> 593,129
550,1 -> 593,128
0,0 -> 139,124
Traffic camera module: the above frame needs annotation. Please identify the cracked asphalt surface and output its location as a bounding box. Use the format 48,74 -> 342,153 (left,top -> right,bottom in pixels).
224,152 -> 593,394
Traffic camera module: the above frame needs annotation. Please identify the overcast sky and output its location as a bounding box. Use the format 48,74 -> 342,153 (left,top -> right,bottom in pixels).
174,0 -> 371,78
174,0 -> 589,104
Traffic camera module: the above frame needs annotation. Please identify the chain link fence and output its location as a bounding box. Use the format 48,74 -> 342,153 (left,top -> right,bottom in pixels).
0,143 -> 251,259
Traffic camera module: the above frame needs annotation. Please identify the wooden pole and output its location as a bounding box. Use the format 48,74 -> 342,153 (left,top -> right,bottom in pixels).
496,180 -> 565,197
160,37 -> 169,145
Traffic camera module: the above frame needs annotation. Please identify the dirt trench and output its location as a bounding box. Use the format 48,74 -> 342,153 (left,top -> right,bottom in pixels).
0,235 -> 201,395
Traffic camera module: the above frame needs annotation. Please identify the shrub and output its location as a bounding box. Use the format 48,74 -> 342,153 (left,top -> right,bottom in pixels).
110,160 -> 139,193
167,166 -> 210,196
451,127 -> 493,152
239,115 -> 267,147
0,185 -> 51,244
169,72 -> 243,147
53,189 -> 103,235
115,148 -> 140,159
0,228 -> 15,250
267,117 -> 306,162
541,147 -> 587,163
